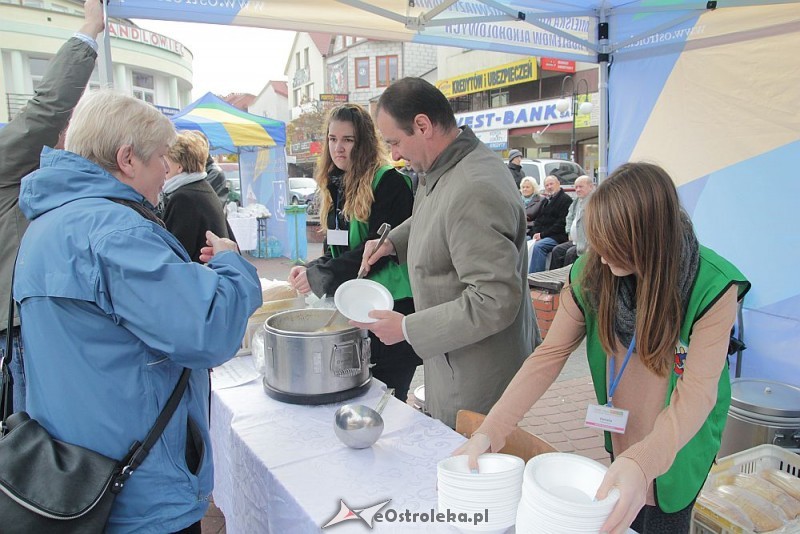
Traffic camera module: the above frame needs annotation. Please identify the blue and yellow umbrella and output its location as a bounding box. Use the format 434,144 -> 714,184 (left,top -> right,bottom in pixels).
171,92 -> 286,152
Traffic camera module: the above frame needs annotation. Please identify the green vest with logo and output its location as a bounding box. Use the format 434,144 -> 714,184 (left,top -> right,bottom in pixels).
330,165 -> 413,301
570,246 -> 750,513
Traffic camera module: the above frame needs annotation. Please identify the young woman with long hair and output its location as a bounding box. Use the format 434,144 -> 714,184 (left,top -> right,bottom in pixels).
288,103 -> 421,401
455,162 -> 750,534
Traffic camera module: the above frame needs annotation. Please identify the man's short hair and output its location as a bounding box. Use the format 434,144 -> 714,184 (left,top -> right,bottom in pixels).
377,77 -> 457,135
575,175 -> 593,187
66,90 -> 175,172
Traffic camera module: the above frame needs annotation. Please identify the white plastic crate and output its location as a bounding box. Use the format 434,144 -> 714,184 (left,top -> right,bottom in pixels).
691,445 -> 800,534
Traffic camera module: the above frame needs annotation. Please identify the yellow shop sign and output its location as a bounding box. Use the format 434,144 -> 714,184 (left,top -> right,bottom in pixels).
436,58 -> 538,98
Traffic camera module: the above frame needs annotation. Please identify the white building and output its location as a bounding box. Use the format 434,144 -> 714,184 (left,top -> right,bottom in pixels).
1,0 -> 193,122
250,80 -> 289,124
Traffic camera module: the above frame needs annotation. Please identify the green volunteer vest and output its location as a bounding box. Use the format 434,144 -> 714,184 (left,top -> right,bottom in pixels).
330,165 -> 413,301
570,246 -> 750,513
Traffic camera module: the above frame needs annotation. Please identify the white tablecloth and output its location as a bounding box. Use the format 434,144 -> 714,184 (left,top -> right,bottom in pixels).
210,357 -> 466,533
227,217 -> 258,251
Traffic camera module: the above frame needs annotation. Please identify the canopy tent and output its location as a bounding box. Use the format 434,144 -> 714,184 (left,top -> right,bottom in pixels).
109,1 -> 800,385
170,93 -> 295,258
170,91 -> 286,152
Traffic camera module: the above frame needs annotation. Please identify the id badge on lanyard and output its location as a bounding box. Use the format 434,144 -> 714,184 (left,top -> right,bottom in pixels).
328,206 -> 349,246
584,335 -> 635,434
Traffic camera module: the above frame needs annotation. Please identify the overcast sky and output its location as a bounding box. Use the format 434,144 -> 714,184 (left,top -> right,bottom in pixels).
132,20 -> 296,99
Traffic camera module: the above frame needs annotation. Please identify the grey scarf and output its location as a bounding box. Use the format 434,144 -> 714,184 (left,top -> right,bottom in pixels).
614,212 -> 699,349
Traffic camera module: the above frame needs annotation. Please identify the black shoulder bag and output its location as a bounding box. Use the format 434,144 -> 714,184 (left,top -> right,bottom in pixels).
0,268 -> 191,534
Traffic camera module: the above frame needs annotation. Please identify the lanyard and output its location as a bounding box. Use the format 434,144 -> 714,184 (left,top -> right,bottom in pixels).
607,334 -> 636,407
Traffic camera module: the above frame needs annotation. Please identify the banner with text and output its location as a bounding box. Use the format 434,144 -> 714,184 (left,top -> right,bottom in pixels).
437,58 -> 538,98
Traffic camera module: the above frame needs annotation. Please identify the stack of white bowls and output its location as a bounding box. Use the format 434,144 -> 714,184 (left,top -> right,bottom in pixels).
516,452 -> 620,534
437,453 -> 523,533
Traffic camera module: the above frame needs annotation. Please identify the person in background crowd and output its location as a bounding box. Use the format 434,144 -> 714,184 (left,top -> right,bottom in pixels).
162,130 -> 234,263
549,175 -> 594,270
506,148 -> 525,188
205,154 -> 230,206
456,162 -> 749,534
529,175 -> 573,273
0,0 -> 103,414
14,90 -> 262,533
288,103 -> 421,402
520,176 -> 543,238
358,77 -> 538,428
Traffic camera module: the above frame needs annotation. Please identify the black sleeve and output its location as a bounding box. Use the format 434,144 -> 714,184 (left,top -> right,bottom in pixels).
306,169 -> 413,297
539,195 -> 573,239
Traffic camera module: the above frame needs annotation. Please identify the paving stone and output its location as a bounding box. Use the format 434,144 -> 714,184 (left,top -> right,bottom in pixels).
565,428 -> 603,441
544,411 -> 580,424
559,418 -> 589,431
571,436 -> 604,451
540,432 -> 568,443
529,405 -> 562,417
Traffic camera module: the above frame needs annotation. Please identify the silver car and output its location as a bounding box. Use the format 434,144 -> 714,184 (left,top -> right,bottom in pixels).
287,177 -> 317,205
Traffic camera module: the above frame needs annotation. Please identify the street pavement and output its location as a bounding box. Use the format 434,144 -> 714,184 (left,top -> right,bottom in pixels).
201,241 -> 606,534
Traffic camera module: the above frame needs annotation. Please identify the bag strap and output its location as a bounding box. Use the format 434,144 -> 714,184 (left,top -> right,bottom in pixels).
112,367 -> 191,493
1,251 -> 19,425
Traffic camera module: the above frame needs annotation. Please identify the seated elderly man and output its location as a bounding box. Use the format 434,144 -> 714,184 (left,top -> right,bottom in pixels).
14,90 -> 262,533
550,175 -> 594,270
528,175 -> 572,273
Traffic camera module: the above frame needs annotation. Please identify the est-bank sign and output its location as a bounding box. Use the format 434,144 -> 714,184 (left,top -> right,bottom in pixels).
455,98 -> 571,133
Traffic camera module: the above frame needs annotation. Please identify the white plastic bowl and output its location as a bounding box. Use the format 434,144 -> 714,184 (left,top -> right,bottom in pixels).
438,453 -> 524,478
333,279 -> 393,323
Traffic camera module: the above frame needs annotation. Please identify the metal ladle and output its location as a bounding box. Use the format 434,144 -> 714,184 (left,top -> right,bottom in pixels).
319,222 -> 391,330
333,388 -> 394,449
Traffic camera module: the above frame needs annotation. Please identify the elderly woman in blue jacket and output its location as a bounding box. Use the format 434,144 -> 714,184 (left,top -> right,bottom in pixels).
13,90 -> 262,534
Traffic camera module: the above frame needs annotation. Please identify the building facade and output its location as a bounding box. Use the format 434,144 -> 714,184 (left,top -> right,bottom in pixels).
250,80 -> 289,124
436,47 -> 599,176
1,0 -> 193,122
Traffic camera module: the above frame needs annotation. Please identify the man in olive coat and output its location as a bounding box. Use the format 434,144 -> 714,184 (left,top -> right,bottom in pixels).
357,78 -> 539,428
0,0 -> 103,413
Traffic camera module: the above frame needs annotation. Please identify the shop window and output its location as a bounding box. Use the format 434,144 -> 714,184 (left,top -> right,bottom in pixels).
355,57 -> 369,89
376,55 -> 398,87
132,71 -> 155,104
490,89 -> 509,108
29,57 -> 49,88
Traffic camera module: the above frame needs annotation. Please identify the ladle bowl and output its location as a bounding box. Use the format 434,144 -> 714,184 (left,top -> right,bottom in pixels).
334,389 -> 393,449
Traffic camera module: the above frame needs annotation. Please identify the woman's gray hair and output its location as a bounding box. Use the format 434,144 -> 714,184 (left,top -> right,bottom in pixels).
65,89 -> 176,171
520,176 -> 539,193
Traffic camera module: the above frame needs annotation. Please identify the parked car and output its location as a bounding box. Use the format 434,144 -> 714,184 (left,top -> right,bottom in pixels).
505,158 -> 587,194
287,177 -> 317,205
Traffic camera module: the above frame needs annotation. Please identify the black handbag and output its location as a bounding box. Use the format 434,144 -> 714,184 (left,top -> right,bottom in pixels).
0,271 -> 191,533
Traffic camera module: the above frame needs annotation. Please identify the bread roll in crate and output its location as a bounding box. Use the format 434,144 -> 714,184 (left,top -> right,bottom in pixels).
691,444 -> 800,534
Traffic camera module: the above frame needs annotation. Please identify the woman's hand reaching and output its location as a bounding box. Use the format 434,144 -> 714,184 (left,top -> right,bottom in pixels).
451,433 -> 491,472
595,457 -> 647,534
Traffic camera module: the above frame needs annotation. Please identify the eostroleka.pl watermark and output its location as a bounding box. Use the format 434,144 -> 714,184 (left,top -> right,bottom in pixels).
322,499 -> 489,530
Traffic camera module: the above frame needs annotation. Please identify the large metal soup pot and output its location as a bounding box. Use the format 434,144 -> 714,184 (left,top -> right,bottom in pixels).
257,308 -> 372,405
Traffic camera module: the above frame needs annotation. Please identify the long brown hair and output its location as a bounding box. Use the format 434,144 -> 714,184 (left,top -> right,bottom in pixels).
581,163 -> 685,376
315,104 -> 387,225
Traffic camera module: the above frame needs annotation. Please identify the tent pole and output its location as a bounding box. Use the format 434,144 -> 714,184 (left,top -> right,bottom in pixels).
98,1 -> 114,88
597,9 -> 610,183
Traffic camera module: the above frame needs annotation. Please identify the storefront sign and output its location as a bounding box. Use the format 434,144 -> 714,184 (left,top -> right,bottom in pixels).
155,105 -> 180,116
475,129 -> 508,150
106,22 -> 183,55
436,58 -> 538,98
455,98 -> 571,133
541,58 -> 576,73
319,94 -> 349,103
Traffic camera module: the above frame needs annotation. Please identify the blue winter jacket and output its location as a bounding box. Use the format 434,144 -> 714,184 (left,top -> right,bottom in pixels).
13,149 -> 262,533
